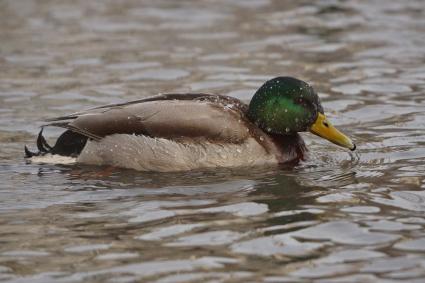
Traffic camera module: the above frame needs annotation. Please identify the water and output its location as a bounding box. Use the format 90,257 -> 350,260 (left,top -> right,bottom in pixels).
1,0 -> 425,282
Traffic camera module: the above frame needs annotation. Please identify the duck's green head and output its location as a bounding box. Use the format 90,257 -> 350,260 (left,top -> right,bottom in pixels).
248,77 -> 355,150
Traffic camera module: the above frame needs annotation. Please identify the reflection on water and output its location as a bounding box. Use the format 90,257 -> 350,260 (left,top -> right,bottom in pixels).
1,0 -> 425,282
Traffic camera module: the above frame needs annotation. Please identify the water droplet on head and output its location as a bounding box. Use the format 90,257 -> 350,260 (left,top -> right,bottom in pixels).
284,109 -> 288,113
285,127 -> 290,133
259,136 -> 264,141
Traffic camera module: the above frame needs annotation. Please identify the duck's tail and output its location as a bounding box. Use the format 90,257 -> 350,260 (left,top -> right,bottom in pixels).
24,128 -> 51,157
24,128 -> 88,158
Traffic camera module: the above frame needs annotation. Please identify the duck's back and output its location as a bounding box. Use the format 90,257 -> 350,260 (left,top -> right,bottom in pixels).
66,96 -> 250,143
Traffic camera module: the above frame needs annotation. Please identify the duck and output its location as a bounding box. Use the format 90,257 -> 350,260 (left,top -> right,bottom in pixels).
25,77 -> 355,172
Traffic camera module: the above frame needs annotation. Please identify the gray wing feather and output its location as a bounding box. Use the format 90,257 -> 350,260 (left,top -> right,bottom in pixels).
44,94 -> 252,143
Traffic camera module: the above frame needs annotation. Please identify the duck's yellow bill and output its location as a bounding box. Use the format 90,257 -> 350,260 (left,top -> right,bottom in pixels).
310,113 -> 356,151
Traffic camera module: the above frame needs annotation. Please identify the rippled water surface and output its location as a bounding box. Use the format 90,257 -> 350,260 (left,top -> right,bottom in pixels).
1,0 -> 425,282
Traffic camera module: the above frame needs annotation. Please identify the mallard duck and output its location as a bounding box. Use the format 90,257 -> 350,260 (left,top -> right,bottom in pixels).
25,77 -> 355,172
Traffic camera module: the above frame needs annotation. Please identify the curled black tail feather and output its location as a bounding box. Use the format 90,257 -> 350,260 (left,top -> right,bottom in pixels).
25,129 -> 88,158
24,145 -> 38,158
25,128 -> 49,158
36,128 -> 52,153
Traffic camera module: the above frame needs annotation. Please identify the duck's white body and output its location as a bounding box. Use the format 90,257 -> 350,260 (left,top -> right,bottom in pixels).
72,134 -> 278,172
77,134 -> 278,172
30,134 -> 279,172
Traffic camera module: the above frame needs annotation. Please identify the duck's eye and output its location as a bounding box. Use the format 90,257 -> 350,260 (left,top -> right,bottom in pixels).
323,122 -> 329,127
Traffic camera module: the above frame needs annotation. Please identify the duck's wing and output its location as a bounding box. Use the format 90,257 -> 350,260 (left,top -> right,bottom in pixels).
44,93 -> 252,143
45,93 -> 217,122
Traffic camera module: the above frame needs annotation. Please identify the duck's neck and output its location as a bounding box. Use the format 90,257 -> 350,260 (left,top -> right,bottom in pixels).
268,133 -> 307,164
